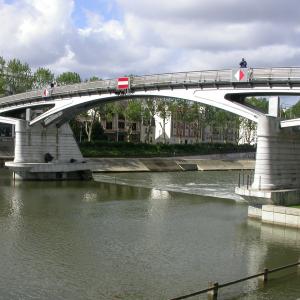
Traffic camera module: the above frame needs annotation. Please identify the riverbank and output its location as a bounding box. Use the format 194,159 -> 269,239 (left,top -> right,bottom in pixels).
0,152 -> 255,172
88,152 -> 255,172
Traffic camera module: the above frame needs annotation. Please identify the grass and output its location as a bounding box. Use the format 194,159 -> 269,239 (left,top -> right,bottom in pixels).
291,205 -> 300,208
79,141 -> 255,158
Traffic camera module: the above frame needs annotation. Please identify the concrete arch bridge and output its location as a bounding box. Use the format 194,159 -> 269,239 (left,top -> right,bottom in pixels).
1,67 -> 300,204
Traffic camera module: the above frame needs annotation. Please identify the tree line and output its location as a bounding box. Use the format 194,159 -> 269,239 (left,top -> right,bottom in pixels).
1,56 -> 298,145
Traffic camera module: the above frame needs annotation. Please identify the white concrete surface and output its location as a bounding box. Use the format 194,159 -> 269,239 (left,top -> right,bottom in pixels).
248,205 -> 300,228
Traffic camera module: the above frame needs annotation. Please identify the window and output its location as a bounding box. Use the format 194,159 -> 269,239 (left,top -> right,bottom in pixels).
106,121 -> 112,130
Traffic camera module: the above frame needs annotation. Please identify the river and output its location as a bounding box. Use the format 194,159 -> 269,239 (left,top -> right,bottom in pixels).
0,168 -> 299,299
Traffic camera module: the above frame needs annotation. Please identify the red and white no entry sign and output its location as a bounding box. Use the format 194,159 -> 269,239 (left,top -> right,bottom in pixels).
117,77 -> 129,89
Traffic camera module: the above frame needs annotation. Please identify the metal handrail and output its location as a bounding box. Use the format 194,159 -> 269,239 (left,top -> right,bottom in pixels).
2,67 -> 300,106
170,260 -> 300,300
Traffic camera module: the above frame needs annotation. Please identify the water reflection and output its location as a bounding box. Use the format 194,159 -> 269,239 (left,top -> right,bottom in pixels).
0,169 -> 299,299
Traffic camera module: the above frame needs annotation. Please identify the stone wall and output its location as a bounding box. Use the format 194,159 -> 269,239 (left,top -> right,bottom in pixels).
248,205 -> 300,228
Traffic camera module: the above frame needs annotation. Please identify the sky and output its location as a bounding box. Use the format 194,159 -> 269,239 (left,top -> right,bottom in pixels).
0,0 -> 300,104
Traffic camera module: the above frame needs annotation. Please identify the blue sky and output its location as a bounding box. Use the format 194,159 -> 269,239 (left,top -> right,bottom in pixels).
0,0 -> 299,107
72,0 -> 122,27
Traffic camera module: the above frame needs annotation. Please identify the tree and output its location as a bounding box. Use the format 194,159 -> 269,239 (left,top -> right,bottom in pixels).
80,109 -> 100,143
56,72 -> 81,85
0,56 -> 6,95
202,106 -> 217,142
239,118 -> 256,144
172,99 -> 191,143
156,98 -> 173,143
6,58 -> 33,94
284,100 -> 300,118
214,110 -> 238,143
141,98 -> 157,143
189,102 -> 206,143
245,97 -> 268,113
239,97 -> 268,144
123,100 -> 143,142
33,67 -> 55,89
89,76 -> 101,82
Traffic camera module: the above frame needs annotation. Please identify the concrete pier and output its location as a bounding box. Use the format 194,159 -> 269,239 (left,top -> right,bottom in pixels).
236,98 -> 300,205
5,120 -> 92,180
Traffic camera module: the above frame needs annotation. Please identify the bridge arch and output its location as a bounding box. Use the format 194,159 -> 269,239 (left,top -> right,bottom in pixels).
25,88 -> 264,127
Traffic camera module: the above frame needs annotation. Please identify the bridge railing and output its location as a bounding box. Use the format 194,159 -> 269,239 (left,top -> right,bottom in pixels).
2,67 -> 300,105
251,67 -> 300,81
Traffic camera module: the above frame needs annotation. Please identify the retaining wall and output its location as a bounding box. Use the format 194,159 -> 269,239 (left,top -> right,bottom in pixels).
248,205 -> 300,228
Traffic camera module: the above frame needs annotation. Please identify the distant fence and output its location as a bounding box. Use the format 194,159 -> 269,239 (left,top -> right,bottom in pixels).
170,261 -> 300,300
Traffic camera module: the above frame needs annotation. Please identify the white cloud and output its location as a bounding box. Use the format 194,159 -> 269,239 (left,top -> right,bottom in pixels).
0,0 -> 300,78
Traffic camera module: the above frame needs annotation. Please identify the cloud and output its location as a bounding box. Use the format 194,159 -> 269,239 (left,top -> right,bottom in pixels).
0,0 -> 74,65
0,0 -> 300,79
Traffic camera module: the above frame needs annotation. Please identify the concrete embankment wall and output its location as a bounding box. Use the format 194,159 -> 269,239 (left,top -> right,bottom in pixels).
248,205 -> 300,228
1,151 -> 255,172
88,156 -> 255,172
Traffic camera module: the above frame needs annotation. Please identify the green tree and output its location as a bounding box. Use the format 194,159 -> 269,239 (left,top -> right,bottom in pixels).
284,100 -> 300,118
56,72 -> 81,85
89,76 -> 101,82
141,98 -> 157,143
214,110 -> 238,143
245,97 -> 268,113
0,56 -> 6,95
239,97 -> 268,144
189,102 -> 206,143
124,100 -> 143,142
33,67 -> 55,89
6,58 -> 33,94
172,99 -> 192,143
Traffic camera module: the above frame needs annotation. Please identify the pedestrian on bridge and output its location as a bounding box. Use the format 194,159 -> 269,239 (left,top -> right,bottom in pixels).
239,58 -> 247,68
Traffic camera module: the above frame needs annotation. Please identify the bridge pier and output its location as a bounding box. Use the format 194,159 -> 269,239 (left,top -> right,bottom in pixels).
5,120 -> 92,180
236,115 -> 300,205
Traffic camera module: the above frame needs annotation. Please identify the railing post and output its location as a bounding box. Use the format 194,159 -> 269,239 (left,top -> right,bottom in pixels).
259,176 -> 261,191
238,172 -> 241,188
242,170 -> 245,186
259,268 -> 268,286
207,282 -> 218,300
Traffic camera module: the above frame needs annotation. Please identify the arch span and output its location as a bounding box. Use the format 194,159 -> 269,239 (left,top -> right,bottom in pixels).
27,88 -> 263,127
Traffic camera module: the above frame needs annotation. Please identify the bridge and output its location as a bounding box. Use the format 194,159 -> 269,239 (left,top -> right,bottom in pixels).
1,67 -> 300,204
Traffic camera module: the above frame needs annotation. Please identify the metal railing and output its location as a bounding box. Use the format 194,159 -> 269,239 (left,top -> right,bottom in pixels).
170,260 -> 300,300
2,67 -> 300,106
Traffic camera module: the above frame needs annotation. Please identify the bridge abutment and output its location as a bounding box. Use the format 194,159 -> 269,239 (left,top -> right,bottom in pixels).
5,120 -> 92,180
236,115 -> 300,205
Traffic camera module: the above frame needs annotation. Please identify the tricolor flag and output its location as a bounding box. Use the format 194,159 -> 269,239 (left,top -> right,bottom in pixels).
117,77 -> 129,90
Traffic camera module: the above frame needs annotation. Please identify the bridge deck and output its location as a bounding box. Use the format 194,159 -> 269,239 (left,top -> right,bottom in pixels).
1,67 -> 300,107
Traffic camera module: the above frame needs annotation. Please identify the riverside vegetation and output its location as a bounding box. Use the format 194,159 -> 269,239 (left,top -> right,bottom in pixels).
80,141 -> 255,157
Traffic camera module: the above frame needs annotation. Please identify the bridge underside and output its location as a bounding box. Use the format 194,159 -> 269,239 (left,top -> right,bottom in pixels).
1,87 -> 300,205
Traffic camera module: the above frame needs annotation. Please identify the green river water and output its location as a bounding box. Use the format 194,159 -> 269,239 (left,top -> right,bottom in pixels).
0,169 -> 299,299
